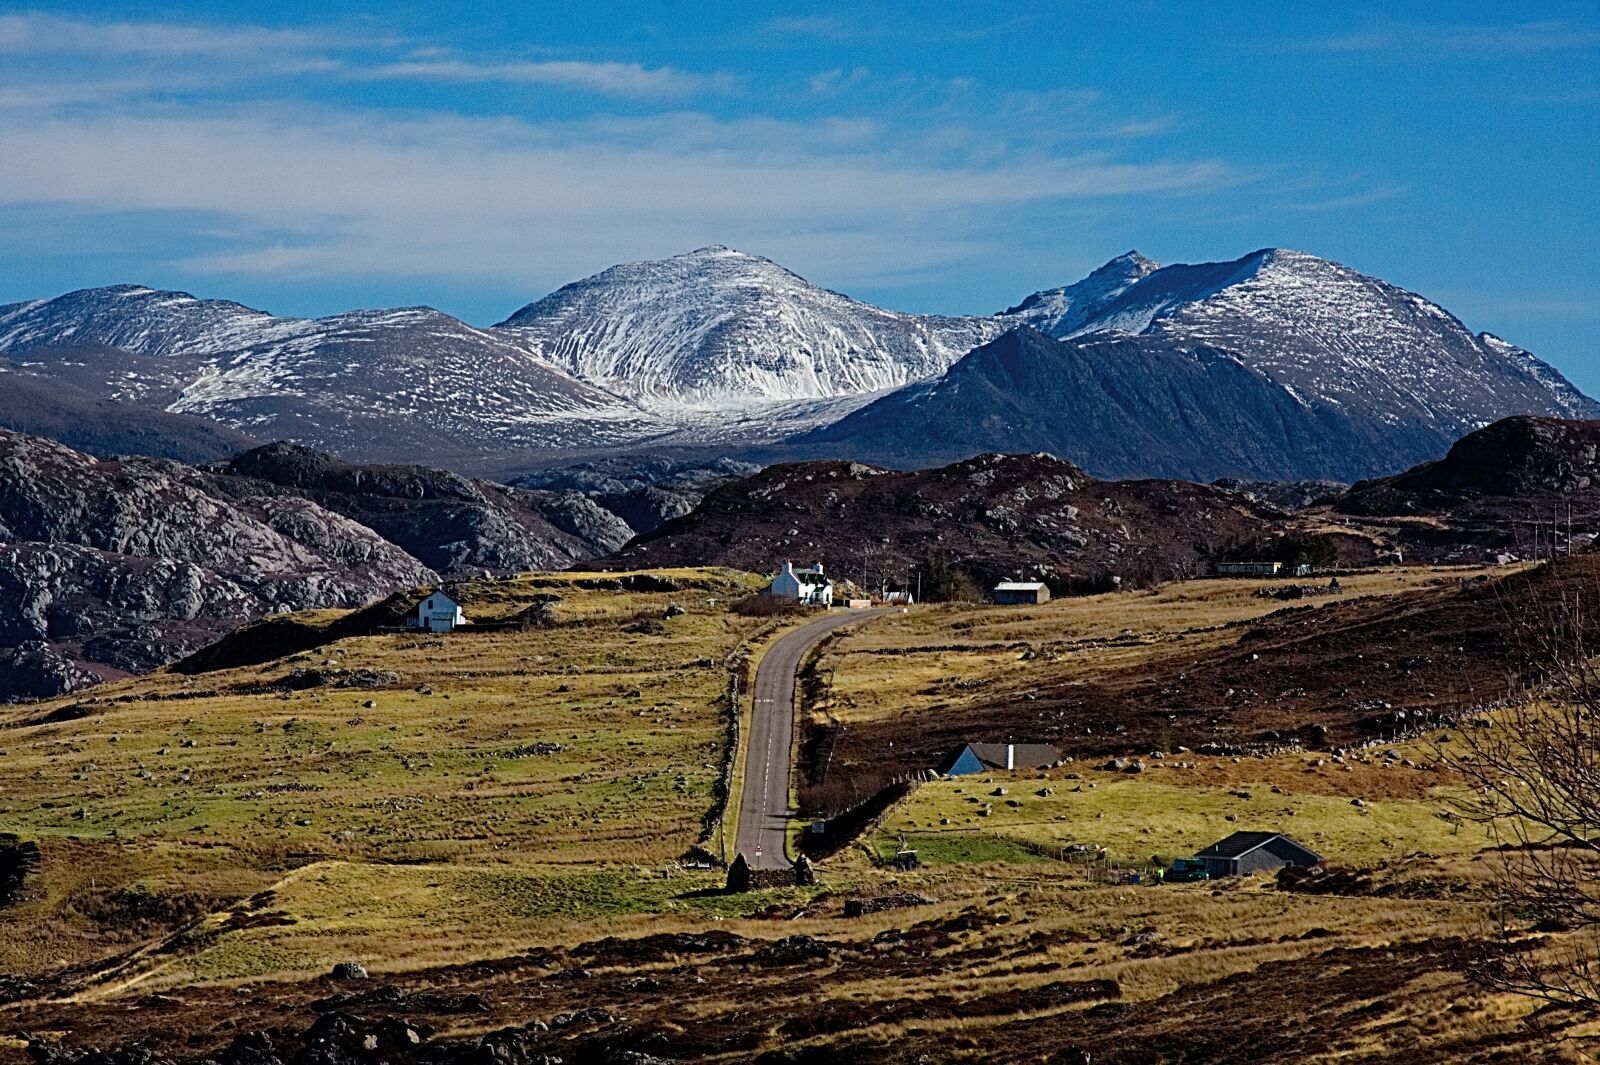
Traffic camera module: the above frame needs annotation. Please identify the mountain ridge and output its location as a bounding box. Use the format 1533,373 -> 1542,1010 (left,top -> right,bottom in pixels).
1,245 -> 1592,481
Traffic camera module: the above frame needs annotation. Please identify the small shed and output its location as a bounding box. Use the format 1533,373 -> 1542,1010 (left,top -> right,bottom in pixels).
408,590 -> 466,633
942,742 -> 1061,776
1215,561 -> 1282,578
1195,831 -> 1322,878
993,581 -> 1050,605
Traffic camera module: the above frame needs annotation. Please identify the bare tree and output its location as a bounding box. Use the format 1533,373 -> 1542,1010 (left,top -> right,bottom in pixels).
1442,568 -> 1600,1011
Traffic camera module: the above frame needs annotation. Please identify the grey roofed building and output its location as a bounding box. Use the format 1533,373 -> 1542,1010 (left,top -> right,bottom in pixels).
1195,831 -> 1322,878
942,741 -> 1061,775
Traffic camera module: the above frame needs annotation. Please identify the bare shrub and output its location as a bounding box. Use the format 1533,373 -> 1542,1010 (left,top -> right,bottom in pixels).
1441,563 -> 1600,1011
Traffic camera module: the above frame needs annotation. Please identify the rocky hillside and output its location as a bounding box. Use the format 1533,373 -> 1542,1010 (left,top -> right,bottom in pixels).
0,430 -> 434,700
0,432 -> 651,702
589,452 -> 1372,594
214,442 -> 629,572
1341,417 -> 1600,511
1322,417 -> 1600,562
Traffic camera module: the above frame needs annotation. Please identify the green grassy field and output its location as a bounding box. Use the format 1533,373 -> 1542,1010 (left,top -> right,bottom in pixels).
0,568 -> 775,985
0,564 -> 1579,1063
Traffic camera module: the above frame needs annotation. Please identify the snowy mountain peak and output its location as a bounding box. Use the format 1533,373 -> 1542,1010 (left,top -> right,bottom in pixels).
496,247 -> 1004,407
0,283 -> 290,357
1001,249 -> 1162,333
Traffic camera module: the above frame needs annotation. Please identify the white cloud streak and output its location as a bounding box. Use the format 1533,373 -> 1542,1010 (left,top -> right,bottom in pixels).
0,10 -> 322,56
1288,19 -> 1600,57
0,104 -> 1238,290
356,59 -> 731,97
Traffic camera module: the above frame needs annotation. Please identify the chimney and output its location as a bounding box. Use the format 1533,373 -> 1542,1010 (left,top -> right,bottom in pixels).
1006,744 -> 1015,770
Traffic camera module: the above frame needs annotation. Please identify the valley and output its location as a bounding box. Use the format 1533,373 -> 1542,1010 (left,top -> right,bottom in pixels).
1,559 -> 1595,1062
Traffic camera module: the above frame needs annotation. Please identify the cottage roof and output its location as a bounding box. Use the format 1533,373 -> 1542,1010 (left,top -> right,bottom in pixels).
994,581 -> 1047,592
965,742 -> 1060,770
417,589 -> 462,608
1197,830 -> 1321,862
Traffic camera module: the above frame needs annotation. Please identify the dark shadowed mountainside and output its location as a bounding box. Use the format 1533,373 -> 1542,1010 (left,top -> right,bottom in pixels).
0,373 -> 260,463
794,328 -> 1435,481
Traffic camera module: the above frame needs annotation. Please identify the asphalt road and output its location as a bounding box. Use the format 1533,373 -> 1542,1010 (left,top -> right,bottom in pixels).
733,608 -> 892,869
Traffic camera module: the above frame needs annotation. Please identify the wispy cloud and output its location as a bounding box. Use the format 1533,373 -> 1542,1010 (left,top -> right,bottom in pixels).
0,10 -> 323,56
357,59 -> 732,98
808,67 -> 869,96
1286,19 -> 1600,58
0,103 -> 1238,290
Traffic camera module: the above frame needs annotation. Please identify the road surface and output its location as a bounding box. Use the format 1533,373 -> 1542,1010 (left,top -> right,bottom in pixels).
733,609 -> 891,869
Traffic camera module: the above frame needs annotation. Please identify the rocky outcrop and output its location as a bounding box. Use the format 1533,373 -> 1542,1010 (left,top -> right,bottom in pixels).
216,442 -> 611,571
588,452 -> 1372,594
1340,417 -> 1600,514
0,431 -> 435,701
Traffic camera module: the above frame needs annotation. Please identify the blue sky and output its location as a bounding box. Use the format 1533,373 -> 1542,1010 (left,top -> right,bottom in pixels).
2,2 -> 1597,387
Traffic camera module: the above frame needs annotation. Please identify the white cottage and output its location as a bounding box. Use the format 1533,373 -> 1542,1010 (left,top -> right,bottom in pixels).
767,562 -> 834,607
409,590 -> 467,633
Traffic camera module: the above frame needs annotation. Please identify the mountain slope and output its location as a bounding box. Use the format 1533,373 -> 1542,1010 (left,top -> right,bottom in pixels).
802,249 -> 1599,480
796,327 -> 1427,481
497,246 -> 1003,408
0,374 -> 261,463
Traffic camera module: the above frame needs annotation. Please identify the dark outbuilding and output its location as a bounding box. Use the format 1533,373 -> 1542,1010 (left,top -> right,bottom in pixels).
1195,831 -> 1322,878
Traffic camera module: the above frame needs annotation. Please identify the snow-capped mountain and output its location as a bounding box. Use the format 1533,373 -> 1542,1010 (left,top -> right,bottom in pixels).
796,249 -> 1600,480
164,306 -> 662,457
0,246 -> 1593,480
1028,248 -> 1598,435
0,291 -> 664,462
0,284 -> 294,357
496,246 -> 1005,408
999,250 -> 1159,335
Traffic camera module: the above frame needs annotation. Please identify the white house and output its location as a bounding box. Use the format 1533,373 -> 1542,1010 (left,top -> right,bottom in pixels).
409,590 -> 467,632
767,562 -> 833,607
